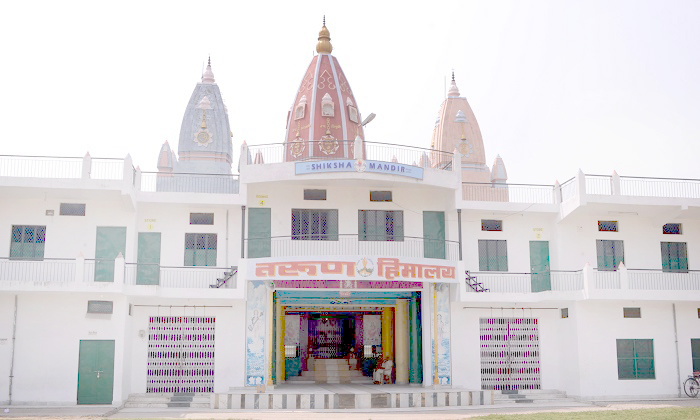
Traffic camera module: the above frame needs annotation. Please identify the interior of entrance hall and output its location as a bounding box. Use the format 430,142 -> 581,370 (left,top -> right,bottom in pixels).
273,290 -> 423,384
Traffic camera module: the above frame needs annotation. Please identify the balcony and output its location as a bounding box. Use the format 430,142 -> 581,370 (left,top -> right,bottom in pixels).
139,172 -> 239,194
0,257 -> 235,290
463,264 -> 700,296
244,235 -> 460,261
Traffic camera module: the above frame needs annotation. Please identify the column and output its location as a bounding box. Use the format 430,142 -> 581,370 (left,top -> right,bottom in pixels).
409,294 -> 422,384
381,307 -> 394,361
421,283 -> 432,386
395,299 -> 409,384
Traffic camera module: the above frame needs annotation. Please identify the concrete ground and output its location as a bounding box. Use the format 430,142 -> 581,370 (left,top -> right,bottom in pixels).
1,398 -> 699,419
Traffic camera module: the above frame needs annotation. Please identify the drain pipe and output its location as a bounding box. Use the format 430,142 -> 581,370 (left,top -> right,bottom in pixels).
672,303 -> 681,397
8,295 -> 18,405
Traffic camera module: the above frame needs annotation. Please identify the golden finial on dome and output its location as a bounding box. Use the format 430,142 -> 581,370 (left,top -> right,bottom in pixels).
316,15 -> 333,54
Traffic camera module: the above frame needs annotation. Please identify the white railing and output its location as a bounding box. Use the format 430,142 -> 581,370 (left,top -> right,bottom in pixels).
0,258 -> 76,282
594,270 -> 620,289
0,155 -> 83,178
140,172 -> 240,194
90,158 -> 125,180
462,183 -> 556,203
620,177 -> 700,198
628,269 -> 700,290
585,175 -> 612,195
123,264 -> 230,289
550,271 -> 584,291
467,271 -> 584,293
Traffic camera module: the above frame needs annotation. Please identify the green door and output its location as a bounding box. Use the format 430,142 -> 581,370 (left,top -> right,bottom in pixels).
530,241 -> 551,292
423,211 -> 446,259
77,340 -> 115,405
137,232 -> 161,285
95,227 -> 127,282
248,208 -> 271,258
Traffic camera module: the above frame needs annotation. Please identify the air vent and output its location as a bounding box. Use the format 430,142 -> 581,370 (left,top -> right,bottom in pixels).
87,300 -> 113,314
370,191 -> 392,202
304,189 -> 327,200
598,221 -> 618,232
190,213 -> 214,225
482,220 -> 503,232
663,223 -> 682,234
561,308 -> 568,319
623,307 -> 641,318
60,203 -> 86,216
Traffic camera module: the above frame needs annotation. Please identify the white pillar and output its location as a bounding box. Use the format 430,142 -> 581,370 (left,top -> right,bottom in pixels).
421,282 -> 433,387
82,152 -> 92,179
114,252 -> 125,285
395,299 -> 409,384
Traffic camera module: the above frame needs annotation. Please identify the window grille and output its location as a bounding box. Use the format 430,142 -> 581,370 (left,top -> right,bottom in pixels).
661,242 -> 688,273
623,307 -> 641,318
304,189 -> 327,200
598,221 -> 618,232
481,219 -> 503,231
87,300 -> 114,314
190,213 -> 214,225
478,240 -> 508,271
291,209 -> 338,240
561,308 -> 568,318
616,339 -> 655,379
358,210 -> 404,241
663,223 -> 682,234
596,240 -> 624,271
184,233 -> 217,266
370,191 -> 392,202
10,225 -> 46,260
60,203 -> 86,216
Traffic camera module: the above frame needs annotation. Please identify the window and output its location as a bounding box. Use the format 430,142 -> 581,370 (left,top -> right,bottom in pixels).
304,189 -> 327,200
617,339 -> 655,379
663,223 -> 682,235
60,203 -> 86,216
370,191 -> 392,202
87,301 -> 114,314
481,219 -> 503,232
598,221 -> 618,232
661,242 -> 688,273
190,213 -> 214,225
692,339 -> 700,372
596,240 -> 624,270
10,225 -> 46,260
359,210 -> 403,241
561,308 -> 569,319
478,240 -> 508,271
623,307 -> 641,318
184,233 -> 217,266
292,209 -> 338,240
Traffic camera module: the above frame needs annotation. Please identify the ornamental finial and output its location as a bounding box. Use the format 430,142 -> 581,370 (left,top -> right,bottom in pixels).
316,17 -> 333,54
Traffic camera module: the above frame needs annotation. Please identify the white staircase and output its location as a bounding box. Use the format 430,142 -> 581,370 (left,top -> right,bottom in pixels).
124,392 -> 211,408
287,358 -> 372,384
494,389 -> 576,404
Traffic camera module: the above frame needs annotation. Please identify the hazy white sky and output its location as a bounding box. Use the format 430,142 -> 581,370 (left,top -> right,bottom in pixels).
1,0 -> 698,184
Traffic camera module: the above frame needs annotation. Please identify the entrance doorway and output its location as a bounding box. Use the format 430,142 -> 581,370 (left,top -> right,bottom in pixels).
77,340 -> 115,405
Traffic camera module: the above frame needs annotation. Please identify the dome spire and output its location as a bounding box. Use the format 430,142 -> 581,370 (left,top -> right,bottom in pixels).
448,71 -> 460,97
316,16 -> 333,54
202,56 -> 215,84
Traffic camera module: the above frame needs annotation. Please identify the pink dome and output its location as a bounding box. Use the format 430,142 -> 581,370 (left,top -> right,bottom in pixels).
284,22 -> 363,161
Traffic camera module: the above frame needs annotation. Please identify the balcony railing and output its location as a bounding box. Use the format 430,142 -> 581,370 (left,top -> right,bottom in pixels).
0,155 -> 83,178
464,270 -> 584,293
246,141 -> 453,171
0,257 -> 233,289
140,172 -> 240,194
244,234 -> 460,260
462,182 -> 556,203
628,269 -> 700,290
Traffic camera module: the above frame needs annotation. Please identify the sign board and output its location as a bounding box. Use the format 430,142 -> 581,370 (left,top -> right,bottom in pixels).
295,159 -> 424,180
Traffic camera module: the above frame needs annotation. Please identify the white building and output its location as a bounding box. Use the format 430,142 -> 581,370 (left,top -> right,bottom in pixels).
0,22 -> 699,408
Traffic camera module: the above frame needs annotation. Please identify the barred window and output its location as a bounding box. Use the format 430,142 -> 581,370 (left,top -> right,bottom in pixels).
598,221 -> 618,232
359,210 -> 403,241
304,189 -> 327,200
291,209 -> 338,240
184,233 -> 217,266
60,203 -> 86,216
481,219 -> 503,231
478,239 -> 508,271
87,300 -> 114,314
661,242 -> 688,273
561,308 -> 569,318
190,213 -> 214,225
596,240 -> 624,271
10,225 -> 46,260
617,339 -> 655,379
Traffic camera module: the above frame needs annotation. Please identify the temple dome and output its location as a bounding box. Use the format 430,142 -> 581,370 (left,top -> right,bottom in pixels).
431,73 -> 500,183
175,58 -> 234,174
284,20 -> 363,161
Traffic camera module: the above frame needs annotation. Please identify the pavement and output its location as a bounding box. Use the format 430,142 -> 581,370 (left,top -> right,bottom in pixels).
0,398 -> 699,419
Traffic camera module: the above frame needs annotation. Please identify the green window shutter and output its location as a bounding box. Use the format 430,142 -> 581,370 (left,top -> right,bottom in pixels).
10,225 -> 46,260
184,233 -> 195,266
478,240 -> 508,271
661,242 -> 688,273
248,208 -> 271,258
423,211 -> 445,259
137,232 -> 161,285
186,233 -> 217,266
95,227 -> 127,282
292,209 -> 338,240
691,339 -> 700,372
617,339 -> 655,379
597,240 -> 624,270
359,210 -> 403,241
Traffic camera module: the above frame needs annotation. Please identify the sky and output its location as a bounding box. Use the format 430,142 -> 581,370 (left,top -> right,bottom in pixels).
1,0 -> 699,184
